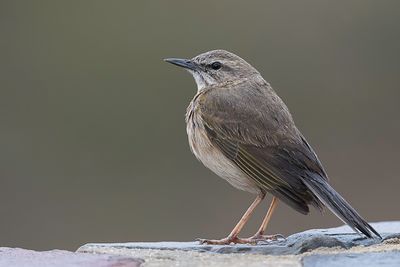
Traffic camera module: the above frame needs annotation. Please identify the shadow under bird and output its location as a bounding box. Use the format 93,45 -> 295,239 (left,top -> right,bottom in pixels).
164,50 -> 381,245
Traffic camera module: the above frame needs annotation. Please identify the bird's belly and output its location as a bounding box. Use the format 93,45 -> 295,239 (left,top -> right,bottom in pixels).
187,122 -> 260,194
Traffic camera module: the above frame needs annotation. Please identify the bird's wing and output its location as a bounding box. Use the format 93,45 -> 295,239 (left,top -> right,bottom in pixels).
199,80 -> 326,214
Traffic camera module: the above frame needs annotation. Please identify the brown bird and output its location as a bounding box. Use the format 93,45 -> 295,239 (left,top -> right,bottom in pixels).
164,50 -> 380,245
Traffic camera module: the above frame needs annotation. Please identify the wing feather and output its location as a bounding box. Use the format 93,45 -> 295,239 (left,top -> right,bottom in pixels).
199,80 -> 326,213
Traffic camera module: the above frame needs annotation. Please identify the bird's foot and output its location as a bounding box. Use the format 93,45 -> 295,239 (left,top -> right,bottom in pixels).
197,234 -> 285,245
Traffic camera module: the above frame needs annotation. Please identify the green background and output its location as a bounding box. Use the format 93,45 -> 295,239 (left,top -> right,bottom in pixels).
1,1 -> 399,250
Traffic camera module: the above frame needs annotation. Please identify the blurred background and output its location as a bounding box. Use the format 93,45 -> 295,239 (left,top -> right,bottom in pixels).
0,1 -> 399,251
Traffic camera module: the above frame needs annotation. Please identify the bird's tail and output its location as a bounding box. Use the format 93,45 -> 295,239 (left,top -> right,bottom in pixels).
302,174 -> 381,239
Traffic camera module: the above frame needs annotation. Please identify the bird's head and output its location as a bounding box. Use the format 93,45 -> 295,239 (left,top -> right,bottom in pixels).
165,50 -> 260,91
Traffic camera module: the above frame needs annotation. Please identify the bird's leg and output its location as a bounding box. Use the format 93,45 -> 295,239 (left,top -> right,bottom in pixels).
197,193 -> 265,245
242,196 -> 284,243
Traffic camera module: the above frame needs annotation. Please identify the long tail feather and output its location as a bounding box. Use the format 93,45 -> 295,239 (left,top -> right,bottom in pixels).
303,174 -> 381,239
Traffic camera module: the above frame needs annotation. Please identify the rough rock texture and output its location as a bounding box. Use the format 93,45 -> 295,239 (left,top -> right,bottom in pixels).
80,246 -> 301,267
2,222 -> 399,267
0,247 -> 143,267
77,222 -> 400,267
79,222 -> 400,255
302,251 -> 400,267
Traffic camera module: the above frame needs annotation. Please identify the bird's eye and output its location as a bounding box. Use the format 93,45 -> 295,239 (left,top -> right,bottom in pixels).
210,61 -> 222,70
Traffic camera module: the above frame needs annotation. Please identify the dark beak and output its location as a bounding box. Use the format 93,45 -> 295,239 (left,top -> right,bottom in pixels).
164,58 -> 199,71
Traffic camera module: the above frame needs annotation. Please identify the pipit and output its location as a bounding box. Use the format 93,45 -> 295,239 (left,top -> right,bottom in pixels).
165,50 -> 380,245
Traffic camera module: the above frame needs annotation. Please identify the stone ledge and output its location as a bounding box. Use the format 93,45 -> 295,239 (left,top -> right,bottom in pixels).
79,222 -> 400,255
1,222 -> 399,267
0,247 -> 143,267
77,221 -> 400,267
302,251 -> 400,267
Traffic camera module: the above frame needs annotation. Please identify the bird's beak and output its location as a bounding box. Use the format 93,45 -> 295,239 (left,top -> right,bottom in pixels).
164,58 -> 199,71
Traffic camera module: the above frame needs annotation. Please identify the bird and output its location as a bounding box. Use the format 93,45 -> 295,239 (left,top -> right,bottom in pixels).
164,50 -> 381,245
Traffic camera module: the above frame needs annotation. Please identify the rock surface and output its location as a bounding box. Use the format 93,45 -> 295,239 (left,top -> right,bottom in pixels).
79,222 -> 400,255
303,251 -> 400,267
0,247 -> 143,267
77,221 -> 400,267
1,222 -> 399,267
